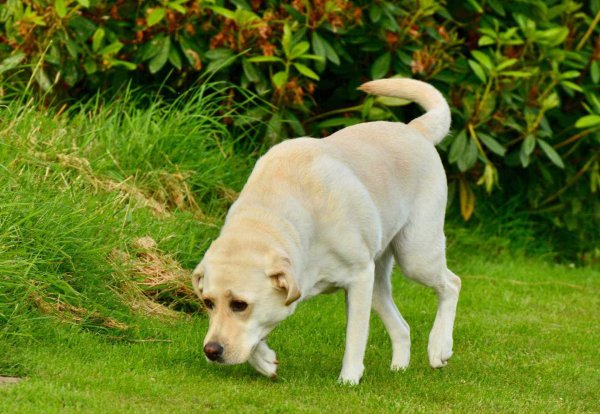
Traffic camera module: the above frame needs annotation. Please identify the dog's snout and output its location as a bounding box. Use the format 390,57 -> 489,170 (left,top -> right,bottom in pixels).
204,341 -> 224,361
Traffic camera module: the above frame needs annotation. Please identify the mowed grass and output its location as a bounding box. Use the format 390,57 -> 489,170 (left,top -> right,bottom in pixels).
2,256 -> 599,413
1,86 -> 599,412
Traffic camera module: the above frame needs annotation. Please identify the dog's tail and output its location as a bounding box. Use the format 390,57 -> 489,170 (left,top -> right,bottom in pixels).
358,78 -> 451,145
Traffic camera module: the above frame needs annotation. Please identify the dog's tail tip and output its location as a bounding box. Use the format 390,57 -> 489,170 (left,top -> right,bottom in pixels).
357,83 -> 372,93
358,78 -> 451,145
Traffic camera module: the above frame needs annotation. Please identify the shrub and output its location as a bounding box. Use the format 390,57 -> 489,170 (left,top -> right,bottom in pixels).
1,0 -> 598,260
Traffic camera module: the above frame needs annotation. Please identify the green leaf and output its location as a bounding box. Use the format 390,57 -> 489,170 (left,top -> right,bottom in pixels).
282,23 -> 292,57
318,117 -> 361,128
290,42 -> 310,60
55,0 -> 67,18
272,71 -> 288,88
497,58 -> 517,71
487,0 -> 505,15
149,37 -> 170,74
477,163 -> 498,193
297,54 -> 324,61
466,0 -> 483,13
294,63 -> 319,80
247,56 -> 284,63
76,0 -> 90,6
479,92 -> 496,121
83,59 -> 97,74
374,96 -> 411,107
561,81 -> 583,92
449,130 -> 468,164
478,132 -> 506,156
519,146 -> 530,167
478,35 -> 495,46
168,46 -> 182,70
311,32 -> 339,66
167,1 -> 186,13
242,58 -> 260,82
98,41 -> 123,56
522,134 -> 536,156
369,4 -> 382,23
35,67 -> 52,92
575,114 -> 600,128
322,38 -> 340,65
235,8 -> 260,25
204,48 -> 236,72
535,27 -> 568,46
92,28 -> 104,52
209,6 -> 236,19
559,71 -> 580,80
205,48 -> 233,60
501,70 -> 533,78
541,93 -> 559,111
468,60 -> 486,83
311,31 -> 327,60
592,61 -> 599,84
458,139 -> 478,172
46,44 -> 61,65
367,106 -> 391,121
371,53 -> 390,80
147,8 -> 166,27
65,39 -> 80,58
538,140 -> 564,169
0,52 -> 26,75
142,37 -> 163,61
472,50 -> 492,70
108,59 -> 137,70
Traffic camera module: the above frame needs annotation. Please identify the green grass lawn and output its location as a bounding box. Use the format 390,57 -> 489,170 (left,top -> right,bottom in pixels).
1,255 -> 599,413
1,86 -> 598,413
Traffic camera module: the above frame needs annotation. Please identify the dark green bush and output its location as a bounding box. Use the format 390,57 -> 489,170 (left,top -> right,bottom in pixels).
1,0 -> 598,260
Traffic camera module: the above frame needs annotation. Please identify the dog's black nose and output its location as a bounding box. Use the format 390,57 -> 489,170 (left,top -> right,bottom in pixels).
204,342 -> 224,361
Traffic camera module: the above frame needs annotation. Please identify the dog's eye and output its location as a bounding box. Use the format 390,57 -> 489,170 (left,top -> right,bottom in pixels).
230,300 -> 248,312
203,299 -> 214,310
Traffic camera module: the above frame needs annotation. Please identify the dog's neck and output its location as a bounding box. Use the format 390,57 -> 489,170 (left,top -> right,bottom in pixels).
221,202 -> 307,272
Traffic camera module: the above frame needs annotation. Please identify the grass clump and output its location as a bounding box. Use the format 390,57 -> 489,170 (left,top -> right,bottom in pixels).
0,82 -> 262,345
112,236 -> 201,318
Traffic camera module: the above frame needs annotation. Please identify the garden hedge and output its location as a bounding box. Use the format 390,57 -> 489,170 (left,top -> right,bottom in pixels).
1,0 -> 599,259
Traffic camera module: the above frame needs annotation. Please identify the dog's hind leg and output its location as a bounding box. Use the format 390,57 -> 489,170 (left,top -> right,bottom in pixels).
372,249 -> 411,370
392,211 -> 461,369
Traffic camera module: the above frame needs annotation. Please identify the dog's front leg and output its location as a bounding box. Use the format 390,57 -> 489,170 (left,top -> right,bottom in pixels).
248,339 -> 278,379
338,263 -> 375,385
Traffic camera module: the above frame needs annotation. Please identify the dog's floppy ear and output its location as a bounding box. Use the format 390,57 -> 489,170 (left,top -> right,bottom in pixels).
267,253 -> 300,306
191,261 -> 205,298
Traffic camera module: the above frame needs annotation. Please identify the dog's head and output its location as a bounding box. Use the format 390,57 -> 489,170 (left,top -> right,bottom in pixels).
191,238 -> 300,364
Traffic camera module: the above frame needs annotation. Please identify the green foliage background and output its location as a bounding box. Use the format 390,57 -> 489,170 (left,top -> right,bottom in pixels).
1,0 -> 599,259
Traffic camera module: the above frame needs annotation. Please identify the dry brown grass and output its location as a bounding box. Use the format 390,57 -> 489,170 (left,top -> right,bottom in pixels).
217,186 -> 240,204
110,236 -> 202,320
32,152 -> 204,218
31,291 -> 129,330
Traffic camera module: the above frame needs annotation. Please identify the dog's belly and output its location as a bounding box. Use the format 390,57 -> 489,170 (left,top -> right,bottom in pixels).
304,279 -> 342,300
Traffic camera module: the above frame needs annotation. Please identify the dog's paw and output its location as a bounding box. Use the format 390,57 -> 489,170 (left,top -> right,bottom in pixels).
248,341 -> 278,379
338,364 -> 364,386
428,337 -> 453,368
390,354 -> 410,371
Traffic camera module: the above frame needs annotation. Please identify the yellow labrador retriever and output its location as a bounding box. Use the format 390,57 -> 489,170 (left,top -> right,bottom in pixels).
192,78 -> 461,385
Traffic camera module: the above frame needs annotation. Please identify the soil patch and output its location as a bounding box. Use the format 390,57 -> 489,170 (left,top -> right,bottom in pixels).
0,376 -> 22,385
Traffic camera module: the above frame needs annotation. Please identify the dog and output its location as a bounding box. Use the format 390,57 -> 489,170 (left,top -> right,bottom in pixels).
192,78 -> 461,385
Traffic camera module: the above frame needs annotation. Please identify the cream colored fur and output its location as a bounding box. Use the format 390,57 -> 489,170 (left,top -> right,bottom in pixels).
192,78 -> 461,385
